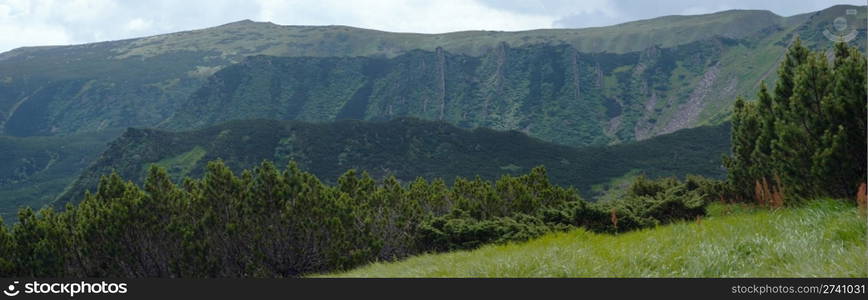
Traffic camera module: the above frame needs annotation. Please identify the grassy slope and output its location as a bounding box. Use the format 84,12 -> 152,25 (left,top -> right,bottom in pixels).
326,200 -> 867,277
88,10 -> 784,59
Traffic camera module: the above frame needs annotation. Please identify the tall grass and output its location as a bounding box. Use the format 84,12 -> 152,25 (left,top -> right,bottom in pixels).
857,183 -> 867,217
754,176 -> 784,208
323,199 -> 866,277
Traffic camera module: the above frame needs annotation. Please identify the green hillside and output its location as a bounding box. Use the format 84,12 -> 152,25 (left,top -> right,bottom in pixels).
326,199 -> 867,277
0,5 -> 863,139
55,118 -> 730,205
165,40 -> 730,146
0,130 -> 121,221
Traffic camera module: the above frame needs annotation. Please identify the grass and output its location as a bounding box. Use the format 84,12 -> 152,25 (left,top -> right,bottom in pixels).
323,199 -> 867,277
150,146 -> 207,180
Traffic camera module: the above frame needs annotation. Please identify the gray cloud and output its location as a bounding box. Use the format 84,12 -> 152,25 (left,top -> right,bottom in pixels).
544,0 -> 866,28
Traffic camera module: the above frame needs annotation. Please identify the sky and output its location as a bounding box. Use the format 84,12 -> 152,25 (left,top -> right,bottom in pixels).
0,0 -> 864,53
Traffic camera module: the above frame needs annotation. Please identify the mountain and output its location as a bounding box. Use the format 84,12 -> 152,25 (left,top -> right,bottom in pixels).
0,130 -> 121,220
0,5 -> 863,140
1,5 -> 864,218
164,40 -> 730,146
55,118 -> 730,206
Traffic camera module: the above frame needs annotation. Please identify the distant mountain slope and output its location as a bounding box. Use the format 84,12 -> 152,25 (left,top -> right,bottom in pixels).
0,5 -> 863,139
163,40 -> 731,146
0,130 -> 121,220
56,118 -> 730,205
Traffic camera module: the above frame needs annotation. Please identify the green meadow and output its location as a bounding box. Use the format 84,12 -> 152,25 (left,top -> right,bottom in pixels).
326,200 -> 867,277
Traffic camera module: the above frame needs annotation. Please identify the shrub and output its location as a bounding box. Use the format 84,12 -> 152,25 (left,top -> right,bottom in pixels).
417,210 -> 551,251
0,162 -> 714,277
600,176 -> 707,231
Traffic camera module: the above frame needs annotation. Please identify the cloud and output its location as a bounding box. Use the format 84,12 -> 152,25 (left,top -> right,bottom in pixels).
0,23 -> 71,50
551,0 -> 866,29
125,18 -> 154,32
0,0 -> 259,52
0,0 -> 71,50
254,0 -> 554,33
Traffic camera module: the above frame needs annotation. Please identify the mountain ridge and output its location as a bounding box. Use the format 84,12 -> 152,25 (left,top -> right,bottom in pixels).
0,5 -> 863,139
161,40 -> 733,146
0,8 -> 786,56
55,117 -> 731,206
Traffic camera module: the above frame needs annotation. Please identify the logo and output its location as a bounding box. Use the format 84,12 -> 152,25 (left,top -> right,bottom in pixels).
3,281 -> 127,297
3,281 -> 18,297
823,8 -> 860,43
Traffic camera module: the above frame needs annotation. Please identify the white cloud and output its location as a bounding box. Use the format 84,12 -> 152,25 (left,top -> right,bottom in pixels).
60,0 -> 117,22
255,0 -> 554,33
553,0 -> 867,28
0,0 -> 72,50
125,18 -> 153,31
0,23 -> 71,49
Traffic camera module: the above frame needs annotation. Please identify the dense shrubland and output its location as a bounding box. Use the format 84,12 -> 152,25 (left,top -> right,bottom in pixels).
0,161 -> 714,277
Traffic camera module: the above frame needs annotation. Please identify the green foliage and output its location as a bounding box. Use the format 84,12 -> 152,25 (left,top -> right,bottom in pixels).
0,217 -> 13,276
725,40 -> 867,202
418,211 -> 552,252
419,174 -> 711,251
2,161 -> 710,277
57,118 -> 730,206
10,207 -> 67,277
600,176 -> 707,231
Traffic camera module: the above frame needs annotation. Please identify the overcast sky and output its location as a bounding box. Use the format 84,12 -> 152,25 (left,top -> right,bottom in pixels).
0,0 -> 863,53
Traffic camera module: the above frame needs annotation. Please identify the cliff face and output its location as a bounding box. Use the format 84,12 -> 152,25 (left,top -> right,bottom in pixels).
166,40 -> 736,147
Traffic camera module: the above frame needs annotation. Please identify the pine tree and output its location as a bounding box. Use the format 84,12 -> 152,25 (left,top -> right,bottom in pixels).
812,42 -> 868,197
11,207 -> 65,277
773,37 -> 809,110
727,40 -> 867,202
0,217 -> 13,276
751,82 -> 775,182
724,97 -> 761,200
